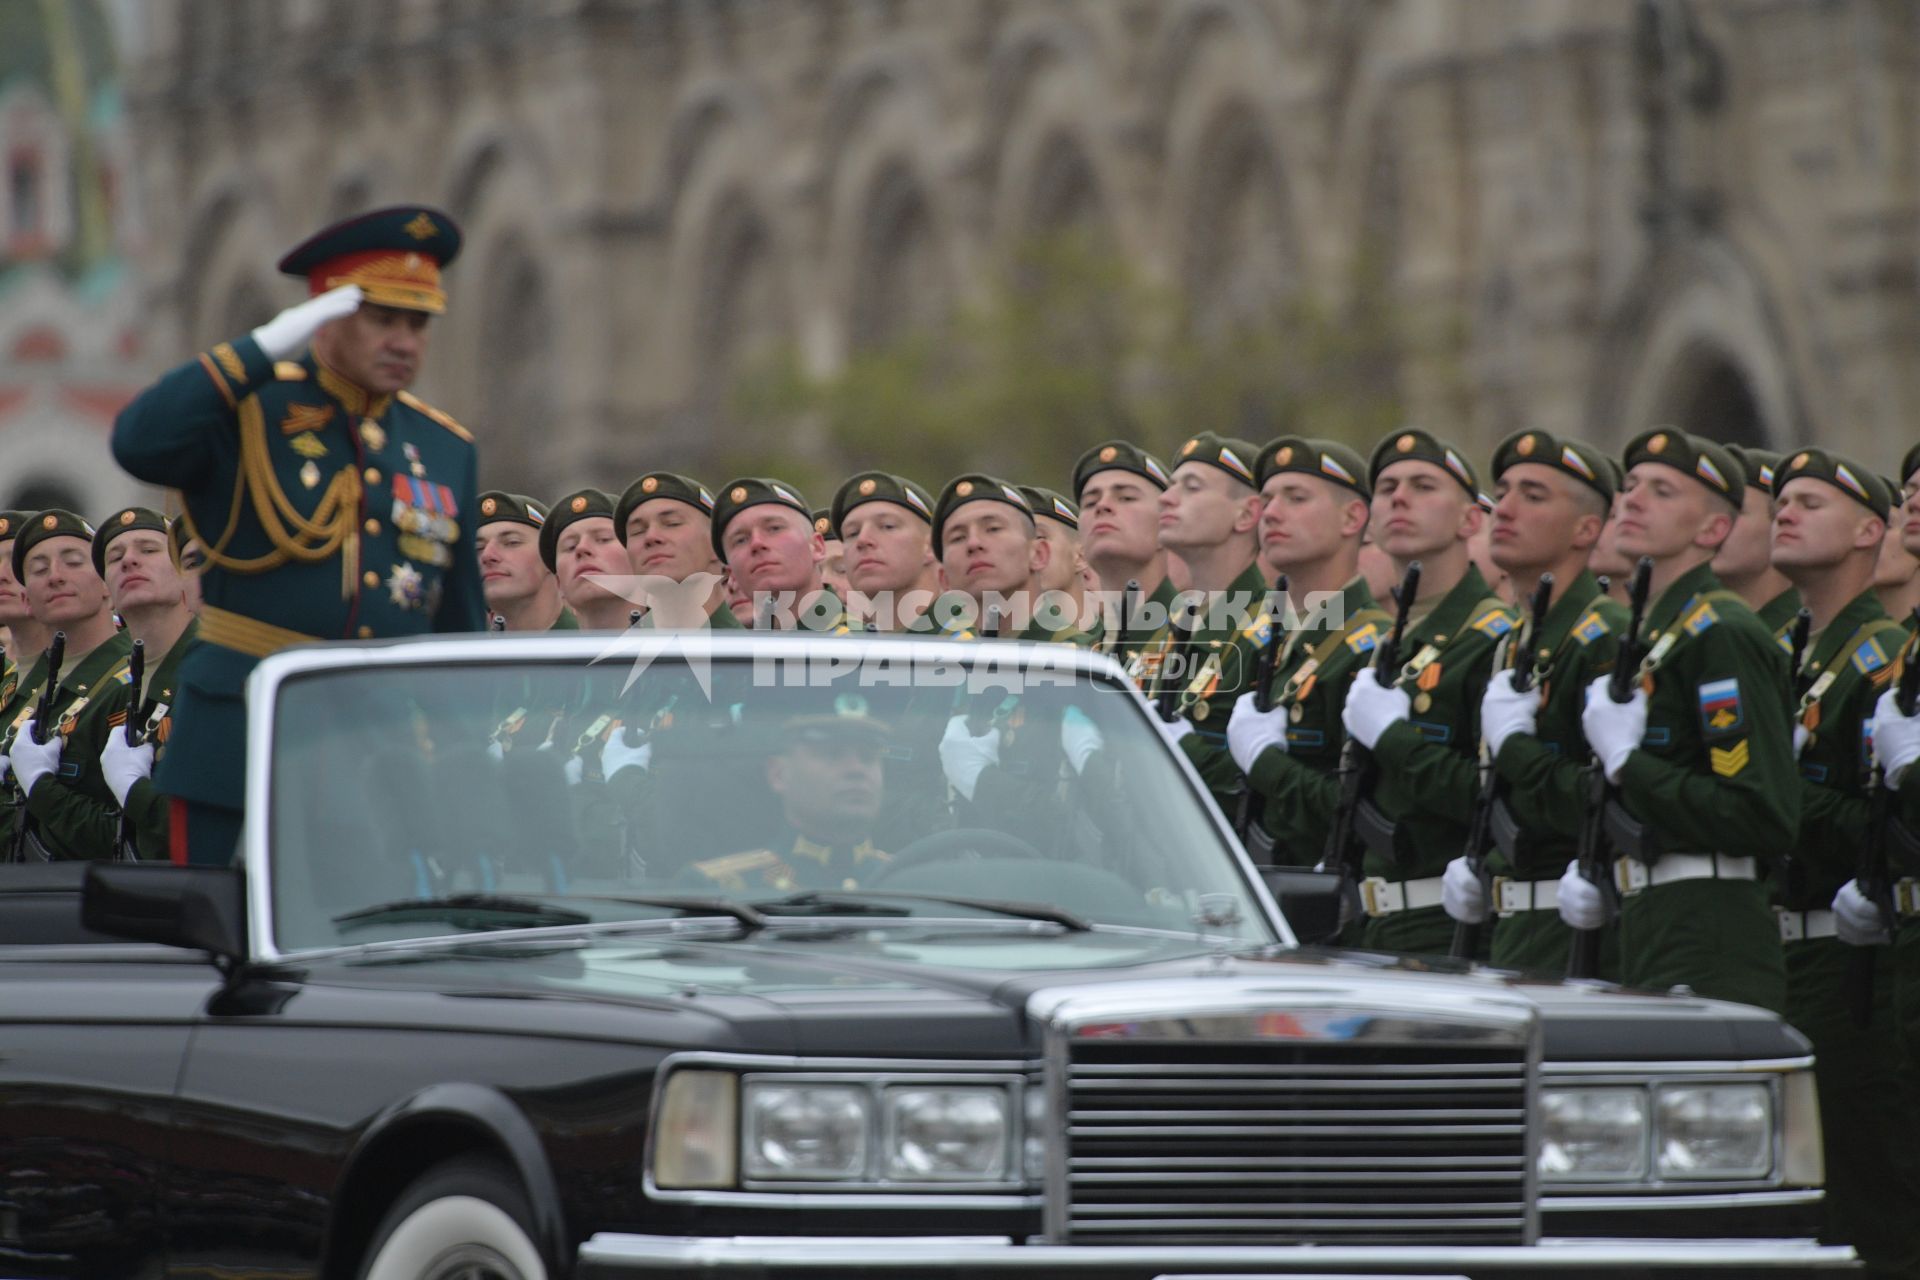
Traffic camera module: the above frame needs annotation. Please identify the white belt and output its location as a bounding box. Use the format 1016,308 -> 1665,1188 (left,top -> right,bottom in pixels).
1614,853 -> 1757,895
1776,908 -> 1838,943
1360,875 -> 1446,918
1493,876 -> 1559,916
1897,880 -> 1920,918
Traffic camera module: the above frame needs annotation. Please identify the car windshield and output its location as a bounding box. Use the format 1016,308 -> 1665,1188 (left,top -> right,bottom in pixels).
264,645 -> 1276,953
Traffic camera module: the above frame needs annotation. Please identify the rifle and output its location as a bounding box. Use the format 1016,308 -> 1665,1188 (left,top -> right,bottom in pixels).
1232,576 -> 1288,851
966,605 -> 1005,735
1156,597 -> 1197,722
10,631 -> 65,863
1451,572 -> 1552,959
1114,578 -> 1139,659
1315,562 -> 1420,916
1786,608 -> 1813,698
113,639 -> 147,858
1849,608 -> 1920,1027
489,613 -> 507,632
1568,556 -> 1652,978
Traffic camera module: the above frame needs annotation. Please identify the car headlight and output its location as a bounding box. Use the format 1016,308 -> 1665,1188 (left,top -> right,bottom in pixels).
1539,1087 -> 1648,1181
653,1069 -> 738,1189
743,1082 -> 872,1179
884,1087 -> 1010,1180
1654,1083 -> 1772,1179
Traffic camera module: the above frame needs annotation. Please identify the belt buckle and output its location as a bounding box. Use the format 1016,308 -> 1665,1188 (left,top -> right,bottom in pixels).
1775,907 -> 1803,943
1898,880 -> 1920,917
1615,857 -> 1649,895
1490,874 -> 1513,916
1360,876 -> 1388,918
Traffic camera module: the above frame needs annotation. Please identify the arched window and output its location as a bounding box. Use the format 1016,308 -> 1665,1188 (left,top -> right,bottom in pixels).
849,160 -> 946,351
1183,103 -> 1296,337
475,236 -> 552,488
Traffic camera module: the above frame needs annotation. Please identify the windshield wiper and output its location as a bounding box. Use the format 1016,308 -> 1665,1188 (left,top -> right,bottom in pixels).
754,890 -> 1091,932
333,893 -> 592,933
581,894 -> 768,934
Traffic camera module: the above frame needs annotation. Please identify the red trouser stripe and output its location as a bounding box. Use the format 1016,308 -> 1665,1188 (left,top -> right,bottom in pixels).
169,797 -> 188,866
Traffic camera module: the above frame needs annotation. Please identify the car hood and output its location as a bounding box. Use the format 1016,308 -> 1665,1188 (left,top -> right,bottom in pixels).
282,925 -> 1809,1063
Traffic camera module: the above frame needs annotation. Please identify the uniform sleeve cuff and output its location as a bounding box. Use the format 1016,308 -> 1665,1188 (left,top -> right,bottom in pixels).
1248,745 -> 1293,795
1493,733 -> 1546,780
196,335 -> 275,408
1370,719 -> 1421,769
1614,747 -> 1657,795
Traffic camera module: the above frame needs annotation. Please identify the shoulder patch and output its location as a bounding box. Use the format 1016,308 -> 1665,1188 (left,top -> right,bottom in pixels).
1345,622 -> 1380,655
1855,634 -> 1892,677
1683,602 -> 1718,636
1241,614 -> 1273,647
397,390 -> 474,443
1573,609 -> 1610,646
1471,607 -> 1515,638
273,361 -> 309,381
1698,677 -> 1743,736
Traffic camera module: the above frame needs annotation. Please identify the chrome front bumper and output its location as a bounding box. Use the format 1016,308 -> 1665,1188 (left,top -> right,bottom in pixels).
574,1234 -> 1857,1277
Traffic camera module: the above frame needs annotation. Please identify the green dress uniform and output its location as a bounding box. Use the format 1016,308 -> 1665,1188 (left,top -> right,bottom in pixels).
711,478 -> 855,632
1476,431 -> 1627,977
117,620 -> 199,861
0,648 -> 48,853
1759,587 -> 1805,637
109,207 -> 485,865
1244,576 -> 1391,867
1071,440 -> 1176,671
1361,564 -> 1517,955
8,631 -> 134,861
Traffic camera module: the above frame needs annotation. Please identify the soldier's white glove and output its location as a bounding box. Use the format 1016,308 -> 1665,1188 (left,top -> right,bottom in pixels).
1442,855 -> 1489,924
1556,860 -> 1608,932
1792,724 -> 1810,760
1873,688 -> 1920,787
1833,879 -> 1893,947
250,284 -> 363,361
1480,669 -> 1538,759
939,715 -> 1000,802
1581,676 -> 1646,783
601,731 -> 652,780
1227,692 -> 1288,772
10,723 -> 61,798
1154,710 -> 1197,750
1342,668 -> 1409,749
1059,708 -> 1103,775
99,726 -> 155,808
486,740 -> 506,763
563,754 -> 585,786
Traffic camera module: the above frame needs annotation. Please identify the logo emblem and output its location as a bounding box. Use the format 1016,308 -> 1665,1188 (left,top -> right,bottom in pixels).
480,497 -> 498,516
642,476 -> 659,494
1396,433 -> 1415,452
1517,434 -> 1536,456
1647,433 -> 1668,454
731,487 -> 747,502
956,481 -> 974,497
859,478 -> 877,495
1181,439 -> 1198,456
403,212 -> 438,240
41,514 -> 55,529
1277,446 -> 1293,465
1792,451 -> 1810,469
120,510 -> 136,525
571,496 -> 588,513
1098,446 -> 1117,463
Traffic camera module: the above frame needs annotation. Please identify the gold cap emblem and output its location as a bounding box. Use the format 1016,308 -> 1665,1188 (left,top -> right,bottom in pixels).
1517,434 -> 1536,456
120,510 -> 136,525
859,478 -> 877,496
1098,445 -> 1117,463
41,514 -> 56,529
1276,446 -> 1293,465
1791,451 -> 1810,469
480,497 -> 498,516
1181,439 -> 1198,456
1397,433 -> 1415,452
1647,433 -> 1668,454
641,476 -> 659,493
570,496 -> 588,513
731,486 -> 747,503
956,480 -> 974,497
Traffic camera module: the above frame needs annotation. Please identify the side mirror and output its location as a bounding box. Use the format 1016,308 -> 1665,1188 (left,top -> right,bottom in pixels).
82,864 -> 247,963
1260,866 -> 1344,945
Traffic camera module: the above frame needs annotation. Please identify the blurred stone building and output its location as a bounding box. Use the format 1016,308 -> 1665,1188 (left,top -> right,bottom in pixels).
69,0 -> 1920,497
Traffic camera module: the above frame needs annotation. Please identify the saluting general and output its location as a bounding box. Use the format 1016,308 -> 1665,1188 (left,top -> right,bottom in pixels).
110,206 -> 486,866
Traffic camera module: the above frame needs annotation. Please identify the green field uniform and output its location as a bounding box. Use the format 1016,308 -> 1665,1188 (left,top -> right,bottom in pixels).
1488,573 -> 1628,978
1104,577 -> 1178,674
1362,565 -> 1518,955
1072,440 -> 1176,675
10,633 -> 134,861
1608,560 -> 1796,1012
1758,586 -> 1804,637
0,647 -> 48,853
1781,586 -> 1920,1272
118,621 -> 200,861
1244,577 -> 1391,867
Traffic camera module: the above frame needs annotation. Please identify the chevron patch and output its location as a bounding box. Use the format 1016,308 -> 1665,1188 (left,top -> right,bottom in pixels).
289,433 -> 328,458
281,403 -> 336,436
1710,740 -> 1750,778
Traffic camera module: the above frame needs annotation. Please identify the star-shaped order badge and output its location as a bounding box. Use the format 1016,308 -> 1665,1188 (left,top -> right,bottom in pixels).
387,561 -> 424,608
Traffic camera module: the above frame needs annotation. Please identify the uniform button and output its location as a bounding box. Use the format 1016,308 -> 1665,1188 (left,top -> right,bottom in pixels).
363,571 -> 379,588
364,518 -> 381,535
357,626 -> 373,639
364,467 -> 380,484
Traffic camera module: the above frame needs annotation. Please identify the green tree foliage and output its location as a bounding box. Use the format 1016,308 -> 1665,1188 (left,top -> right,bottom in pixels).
729,231 -> 1415,496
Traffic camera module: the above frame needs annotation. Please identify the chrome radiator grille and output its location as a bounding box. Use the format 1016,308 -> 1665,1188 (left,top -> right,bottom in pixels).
1062,1040 -> 1530,1245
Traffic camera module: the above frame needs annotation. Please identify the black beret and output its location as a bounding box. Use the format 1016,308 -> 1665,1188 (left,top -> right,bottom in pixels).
476,492 -> 552,530
1773,447 -> 1893,521
1622,428 -> 1745,508
1255,437 -> 1369,498
613,473 -> 715,543
538,488 -> 616,572
91,506 -> 170,576
932,474 -> 1033,548
1368,428 -> 1480,498
1724,446 -> 1783,499
1019,485 -> 1079,529
1488,430 -> 1615,503
12,510 -> 98,582
1170,431 -> 1260,489
710,478 -> 812,558
830,471 -> 935,537
1072,440 -> 1172,501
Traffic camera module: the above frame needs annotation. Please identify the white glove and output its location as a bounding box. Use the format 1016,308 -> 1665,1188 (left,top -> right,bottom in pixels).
1792,724 -> 1810,760
11,722 -> 61,798
601,731 -> 653,780
1060,708 -> 1103,775
1873,688 -> 1920,787
563,754 -> 585,786
1581,675 -> 1647,783
99,725 -> 155,809
1556,860 -> 1607,932
486,740 -> 505,763
1227,692 -> 1289,773
1834,879 -> 1893,947
249,284 -> 363,361
940,715 -> 1000,802
1479,669 -> 1539,759
1342,667 -> 1410,750
1154,710 -> 1197,750
1442,855 -> 1489,924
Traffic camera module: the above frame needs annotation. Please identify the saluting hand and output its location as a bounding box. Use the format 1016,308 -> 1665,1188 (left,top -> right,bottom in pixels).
250,284 -> 364,361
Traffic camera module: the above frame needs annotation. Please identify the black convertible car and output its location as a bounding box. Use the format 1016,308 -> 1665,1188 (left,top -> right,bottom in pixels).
0,634 -> 1852,1278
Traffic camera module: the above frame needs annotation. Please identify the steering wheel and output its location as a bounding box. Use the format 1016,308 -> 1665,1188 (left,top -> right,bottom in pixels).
870,826 -> 1046,882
